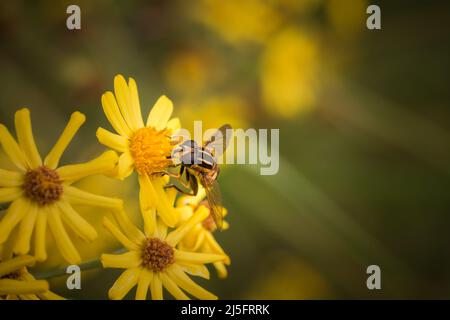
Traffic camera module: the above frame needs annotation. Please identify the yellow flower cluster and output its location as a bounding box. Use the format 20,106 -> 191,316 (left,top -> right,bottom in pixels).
0,74 -> 230,300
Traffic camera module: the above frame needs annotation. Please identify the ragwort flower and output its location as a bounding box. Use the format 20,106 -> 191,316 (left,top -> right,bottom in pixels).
101,203 -> 228,300
0,109 -> 122,264
96,75 -> 181,227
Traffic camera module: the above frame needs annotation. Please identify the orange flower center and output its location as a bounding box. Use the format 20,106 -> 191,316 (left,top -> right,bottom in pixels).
129,127 -> 173,176
23,166 -> 63,206
141,238 -> 175,272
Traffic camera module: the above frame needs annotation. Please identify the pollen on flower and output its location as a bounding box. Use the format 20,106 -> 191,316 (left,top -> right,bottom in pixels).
129,127 -> 174,176
23,166 -> 63,206
141,238 -> 175,272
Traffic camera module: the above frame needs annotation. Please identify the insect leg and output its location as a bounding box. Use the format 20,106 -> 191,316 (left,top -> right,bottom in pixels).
152,169 -> 181,179
190,175 -> 199,195
164,184 -> 196,196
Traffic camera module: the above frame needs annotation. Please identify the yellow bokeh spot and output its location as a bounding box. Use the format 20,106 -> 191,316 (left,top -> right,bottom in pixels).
177,95 -> 249,137
261,27 -> 318,118
193,0 -> 281,44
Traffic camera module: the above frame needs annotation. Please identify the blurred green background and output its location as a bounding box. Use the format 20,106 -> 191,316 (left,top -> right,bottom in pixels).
1,0 -> 450,299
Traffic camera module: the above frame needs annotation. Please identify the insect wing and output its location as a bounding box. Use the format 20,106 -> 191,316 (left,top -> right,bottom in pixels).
200,177 -> 224,230
204,124 -> 232,160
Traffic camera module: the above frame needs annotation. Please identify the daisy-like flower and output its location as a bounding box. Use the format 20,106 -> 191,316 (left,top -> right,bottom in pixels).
96,75 -> 181,228
100,202 -> 228,300
176,187 -> 230,279
0,108 -> 123,264
0,255 -> 63,300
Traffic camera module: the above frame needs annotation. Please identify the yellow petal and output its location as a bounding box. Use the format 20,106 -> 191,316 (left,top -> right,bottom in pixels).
166,187 -> 178,208
101,91 -> 133,138
0,169 -> 23,187
57,150 -> 118,182
0,197 -> 30,244
0,187 -> 23,203
142,208 -> 157,237
13,204 -> 38,255
190,230 -> 206,252
166,265 -> 217,300
44,112 -> 85,169
102,217 -> 139,251
34,209 -> 47,262
101,251 -> 141,269
0,124 -> 29,171
114,151 -> 134,180
57,201 -> 97,242
0,279 -> 48,295
176,206 -> 194,224
14,108 -> 42,168
156,218 -> 168,240
0,255 -> 35,277
140,176 -> 178,227
174,250 -> 227,265
213,262 -> 228,279
135,268 -> 153,300
150,273 -> 163,300
167,117 -> 181,132
108,267 -> 141,300
138,174 -> 155,213
47,206 -> 81,264
128,77 -> 145,128
111,209 -> 145,244
96,127 -> 129,153
63,185 -> 123,209
146,95 -> 173,130
20,272 -> 65,300
205,232 -> 230,264
179,262 -> 210,280
114,75 -> 139,131
166,205 -> 209,246
160,272 -> 189,300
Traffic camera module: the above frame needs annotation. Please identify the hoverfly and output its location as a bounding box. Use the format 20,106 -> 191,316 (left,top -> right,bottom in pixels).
169,124 -> 232,230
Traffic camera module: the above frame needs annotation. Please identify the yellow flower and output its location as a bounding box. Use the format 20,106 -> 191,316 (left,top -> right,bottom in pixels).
176,187 -> 230,279
0,108 -> 122,264
100,204 -> 228,300
261,27 -> 318,118
192,0 -> 281,45
97,75 -> 181,227
177,95 -> 248,135
0,255 -> 63,300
